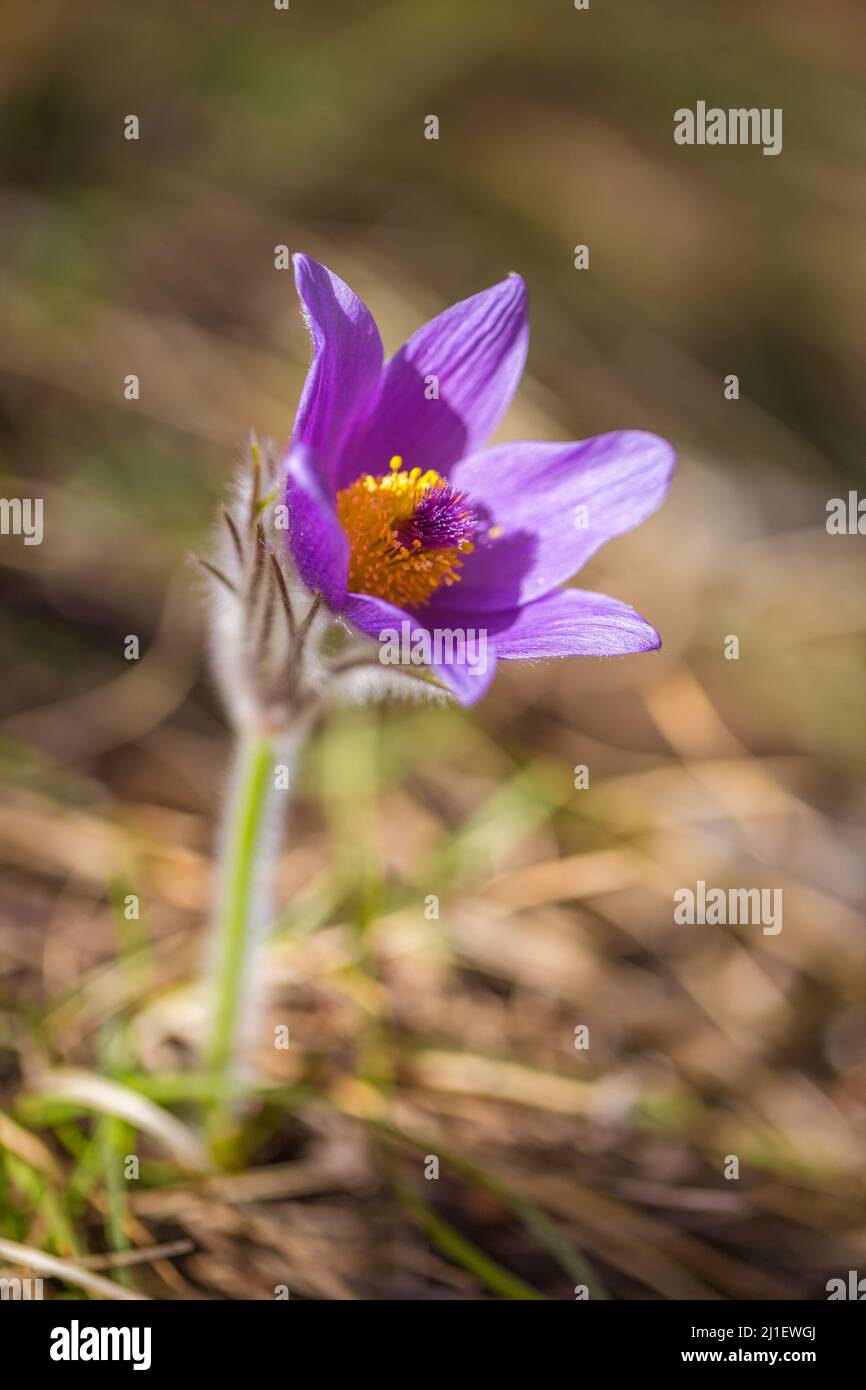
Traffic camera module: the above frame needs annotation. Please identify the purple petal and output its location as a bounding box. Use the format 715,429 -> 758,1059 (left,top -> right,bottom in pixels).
283,445 -> 349,609
342,274 -> 528,488
291,255 -> 383,490
432,431 -> 675,612
342,593 -> 497,705
478,587 -> 662,659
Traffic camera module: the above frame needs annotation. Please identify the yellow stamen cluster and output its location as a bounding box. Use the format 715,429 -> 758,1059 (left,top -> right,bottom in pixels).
336,456 -> 473,608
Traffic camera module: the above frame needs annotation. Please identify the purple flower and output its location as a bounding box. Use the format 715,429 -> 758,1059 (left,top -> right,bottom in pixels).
283,255 -> 675,705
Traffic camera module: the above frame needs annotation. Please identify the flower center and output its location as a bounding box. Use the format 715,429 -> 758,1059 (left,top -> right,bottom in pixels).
336,456 -> 476,608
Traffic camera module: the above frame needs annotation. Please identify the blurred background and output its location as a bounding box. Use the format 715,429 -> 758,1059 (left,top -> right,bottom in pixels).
1,0 -> 866,1300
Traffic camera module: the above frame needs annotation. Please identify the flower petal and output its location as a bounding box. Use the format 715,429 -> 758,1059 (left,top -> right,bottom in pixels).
433,430 -> 675,612
291,255 -> 383,489
478,587 -> 662,658
343,274 -> 528,487
283,445 -> 349,609
342,593 -> 497,705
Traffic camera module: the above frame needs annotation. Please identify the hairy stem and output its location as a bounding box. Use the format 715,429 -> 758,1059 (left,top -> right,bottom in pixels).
204,728 -> 288,1159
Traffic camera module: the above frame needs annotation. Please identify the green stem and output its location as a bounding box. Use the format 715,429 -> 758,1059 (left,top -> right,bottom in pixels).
204,730 -> 282,1161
